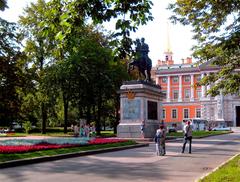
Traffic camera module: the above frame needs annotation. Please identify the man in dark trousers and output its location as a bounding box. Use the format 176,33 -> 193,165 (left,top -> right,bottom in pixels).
182,121 -> 193,154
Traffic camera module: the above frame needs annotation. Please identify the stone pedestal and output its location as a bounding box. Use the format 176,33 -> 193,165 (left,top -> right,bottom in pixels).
117,81 -> 164,138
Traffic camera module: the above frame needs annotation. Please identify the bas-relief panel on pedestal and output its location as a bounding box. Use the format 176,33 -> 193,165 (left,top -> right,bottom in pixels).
122,99 -> 141,120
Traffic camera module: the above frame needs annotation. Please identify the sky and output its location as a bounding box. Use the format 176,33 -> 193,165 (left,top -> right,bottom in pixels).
0,0 -> 196,66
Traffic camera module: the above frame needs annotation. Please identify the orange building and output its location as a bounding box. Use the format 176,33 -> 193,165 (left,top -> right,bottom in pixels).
154,49 -> 240,129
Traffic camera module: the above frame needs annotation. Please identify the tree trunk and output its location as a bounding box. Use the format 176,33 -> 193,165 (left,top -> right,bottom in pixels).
86,105 -> 91,124
41,103 -> 47,134
114,94 -> 120,134
96,91 -> 102,135
63,92 -> 68,134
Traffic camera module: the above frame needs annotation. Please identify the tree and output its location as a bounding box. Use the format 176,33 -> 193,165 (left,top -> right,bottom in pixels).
169,1 -> 240,96
19,0 -> 154,133
0,18 -> 25,126
19,0 -> 56,133
43,0 -> 153,59
0,0 -> 8,11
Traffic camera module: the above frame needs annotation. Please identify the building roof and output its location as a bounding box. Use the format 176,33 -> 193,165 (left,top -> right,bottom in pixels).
156,64 -> 199,75
155,60 -> 220,75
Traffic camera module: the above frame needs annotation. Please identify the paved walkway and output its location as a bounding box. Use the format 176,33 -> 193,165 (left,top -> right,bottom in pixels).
0,132 -> 240,182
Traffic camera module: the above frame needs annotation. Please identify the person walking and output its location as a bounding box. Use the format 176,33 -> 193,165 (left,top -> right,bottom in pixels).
162,125 -> 167,155
182,121 -> 193,154
154,125 -> 165,156
140,121 -> 145,138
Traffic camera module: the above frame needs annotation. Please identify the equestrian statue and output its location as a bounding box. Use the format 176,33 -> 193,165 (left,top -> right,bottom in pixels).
128,38 -> 152,82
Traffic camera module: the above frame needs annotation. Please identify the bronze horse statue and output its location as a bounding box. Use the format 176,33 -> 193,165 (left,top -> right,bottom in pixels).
128,38 -> 152,82
128,57 -> 152,82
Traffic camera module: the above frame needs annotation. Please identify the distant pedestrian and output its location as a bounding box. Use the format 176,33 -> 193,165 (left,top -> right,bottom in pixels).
90,124 -> 96,137
85,124 -> 90,138
73,125 -> 79,137
154,125 -> 165,156
162,125 -> 167,155
80,125 -> 85,137
140,120 -> 145,138
182,121 -> 193,154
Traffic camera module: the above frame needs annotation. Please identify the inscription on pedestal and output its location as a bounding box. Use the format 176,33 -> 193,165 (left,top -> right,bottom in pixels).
123,99 -> 141,120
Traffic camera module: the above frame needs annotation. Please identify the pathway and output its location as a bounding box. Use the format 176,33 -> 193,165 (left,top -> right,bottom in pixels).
0,132 -> 240,182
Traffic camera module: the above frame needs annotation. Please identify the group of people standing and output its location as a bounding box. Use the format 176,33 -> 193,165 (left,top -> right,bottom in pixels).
72,124 -> 96,137
154,121 -> 192,156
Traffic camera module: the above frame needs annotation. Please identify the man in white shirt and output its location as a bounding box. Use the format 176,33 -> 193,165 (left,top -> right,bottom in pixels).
182,121 -> 193,154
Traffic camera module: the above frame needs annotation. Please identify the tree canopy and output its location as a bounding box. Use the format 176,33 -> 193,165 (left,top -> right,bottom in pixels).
9,0 -> 139,133
0,0 -> 8,11
0,18 -> 25,125
0,0 -> 153,133
169,0 -> 240,96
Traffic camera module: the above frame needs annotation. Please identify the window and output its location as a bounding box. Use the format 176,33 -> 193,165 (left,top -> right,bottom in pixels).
196,108 -> 201,118
171,109 -> 177,119
197,90 -> 201,98
173,90 -> 179,99
184,89 -> 190,98
162,77 -> 167,83
196,75 -> 201,82
173,76 -> 178,83
184,75 -> 190,82
162,109 -> 166,119
162,90 -> 167,99
183,109 -> 189,119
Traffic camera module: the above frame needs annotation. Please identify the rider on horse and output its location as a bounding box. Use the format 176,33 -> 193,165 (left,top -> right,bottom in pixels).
128,38 -> 152,82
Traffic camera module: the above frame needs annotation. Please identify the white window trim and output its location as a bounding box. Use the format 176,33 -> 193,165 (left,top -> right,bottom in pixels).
184,89 -> 190,99
162,77 -> 167,83
173,76 -> 179,83
196,75 -> 201,82
183,108 -> 189,119
162,109 -> 166,119
196,90 -> 201,98
196,108 -> 201,118
184,75 -> 190,82
171,108 -> 178,119
173,90 -> 179,100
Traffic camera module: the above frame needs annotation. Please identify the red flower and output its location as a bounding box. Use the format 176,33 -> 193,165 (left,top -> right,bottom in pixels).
0,143 -> 80,154
0,138 -> 129,154
88,138 -> 128,145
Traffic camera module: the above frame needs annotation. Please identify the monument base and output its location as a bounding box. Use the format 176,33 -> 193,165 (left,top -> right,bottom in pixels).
117,81 -> 164,138
117,123 -> 161,138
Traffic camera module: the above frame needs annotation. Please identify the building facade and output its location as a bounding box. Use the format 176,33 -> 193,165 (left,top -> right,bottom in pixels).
154,52 -> 240,129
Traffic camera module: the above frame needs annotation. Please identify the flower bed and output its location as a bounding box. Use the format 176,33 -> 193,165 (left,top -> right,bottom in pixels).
0,138 -> 128,154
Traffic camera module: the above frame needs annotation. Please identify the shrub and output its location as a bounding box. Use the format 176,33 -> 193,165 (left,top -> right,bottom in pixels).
23,121 -> 32,134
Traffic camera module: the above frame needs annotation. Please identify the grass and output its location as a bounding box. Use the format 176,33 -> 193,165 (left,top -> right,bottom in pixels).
199,154 -> 240,182
167,130 -> 232,138
0,140 -> 136,163
0,129 -> 116,138
0,133 -> 26,137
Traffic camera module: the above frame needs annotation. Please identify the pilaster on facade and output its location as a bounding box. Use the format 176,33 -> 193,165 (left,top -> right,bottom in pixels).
201,73 -> 206,100
178,75 -> 182,102
206,73 -> 211,100
167,76 -> 171,102
190,74 -> 194,101
216,91 -> 224,121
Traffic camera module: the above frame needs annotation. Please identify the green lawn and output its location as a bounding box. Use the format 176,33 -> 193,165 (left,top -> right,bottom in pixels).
0,133 -> 26,137
0,140 -> 136,163
167,130 -> 232,138
0,128 -> 116,138
199,154 -> 240,182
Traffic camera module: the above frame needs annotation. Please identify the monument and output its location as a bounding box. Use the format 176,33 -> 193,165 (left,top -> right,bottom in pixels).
117,38 -> 164,138
128,38 -> 152,82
